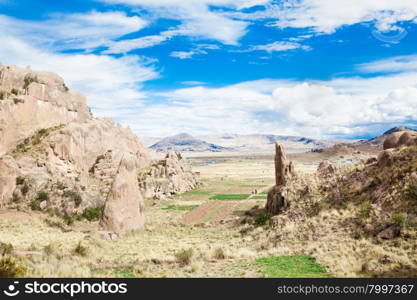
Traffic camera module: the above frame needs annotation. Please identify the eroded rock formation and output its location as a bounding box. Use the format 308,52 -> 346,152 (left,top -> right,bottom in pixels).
266,143 -> 295,215
99,153 -> 145,236
138,151 -> 197,200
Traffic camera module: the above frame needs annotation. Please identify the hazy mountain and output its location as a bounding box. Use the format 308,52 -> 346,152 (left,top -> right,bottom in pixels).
150,133 -> 231,152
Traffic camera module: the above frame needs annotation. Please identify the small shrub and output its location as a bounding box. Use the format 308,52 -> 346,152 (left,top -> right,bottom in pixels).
0,256 -> 26,278
212,247 -> 225,260
359,201 -> 371,218
43,244 -> 54,256
175,248 -> 193,266
392,213 -> 406,226
30,199 -> 41,211
63,190 -> 82,207
406,181 -> 417,201
255,212 -> 272,226
16,176 -> 25,185
21,183 -> 29,196
63,213 -> 74,226
10,88 -> 19,95
82,207 -> 103,221
13,98 -> 24,105
36,191 -> 49,201
0,243 -> 13,256
0,90 -> 6,100
74,242 -> 87,256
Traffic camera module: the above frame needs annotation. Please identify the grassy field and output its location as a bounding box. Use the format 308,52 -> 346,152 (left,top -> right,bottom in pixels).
209,194 -> 251,200
256,255 -> 330,278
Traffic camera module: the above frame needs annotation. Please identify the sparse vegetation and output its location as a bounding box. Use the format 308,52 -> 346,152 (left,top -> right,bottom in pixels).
162,204 -> 198,211
36,191 -> 49,201
256,255 -> 329,278
82,207 -> 103,221
254,212 -> 272,226
212,247 -> 225,260
210,194 -> 250,200
74,242 -> 87,256
0,256 -> 26,278
359,201 -> 371,218
406,180 -> 417,202
392,213 -> 406,226
0,243 -> 13,256
175,248 -> 193,266
63,190 -> 82,207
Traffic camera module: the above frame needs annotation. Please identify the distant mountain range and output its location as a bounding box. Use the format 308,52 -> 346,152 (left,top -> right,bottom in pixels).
147,133 -> 344,153
149,133 -> 231,152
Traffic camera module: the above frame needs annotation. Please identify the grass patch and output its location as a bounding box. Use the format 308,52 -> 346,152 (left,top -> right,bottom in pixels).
256,255 -> 330,278
112,268 -> 135,278
82,207 -> 103,221
209,194 -> 250,200
162,205 -> 198,211
251,195 -> 267,199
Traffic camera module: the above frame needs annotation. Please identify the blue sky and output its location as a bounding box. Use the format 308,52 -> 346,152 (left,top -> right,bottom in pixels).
1,0 -> 417,139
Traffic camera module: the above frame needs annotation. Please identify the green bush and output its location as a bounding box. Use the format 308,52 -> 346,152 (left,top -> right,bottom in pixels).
16,176 -> 25,185
82,207 -> 103,221
74,242 -> 87,256
392,213 -> 406,226
0,256 -> 26,278
359,201 -> 371,218
36,191 -> 49,201
175,248 -> 193,266
255,212 -> 272,226
212,247 -> 225,260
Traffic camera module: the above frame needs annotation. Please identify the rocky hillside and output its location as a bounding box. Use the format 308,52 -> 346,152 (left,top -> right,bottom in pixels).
150,133 -> 230,152
358,126 -> 417,147
248,141 -> 417,277
0,63 -> 196,231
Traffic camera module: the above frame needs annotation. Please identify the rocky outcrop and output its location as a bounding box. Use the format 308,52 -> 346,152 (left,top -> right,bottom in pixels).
383,130 -> 417,150
99,153 -> 145,236
266,143 -> 295,215
0,64 -> 90,155
317,161 -> 336,177
139,151 -> 197,200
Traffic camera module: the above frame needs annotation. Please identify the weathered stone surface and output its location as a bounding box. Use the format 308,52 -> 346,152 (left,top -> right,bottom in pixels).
377,149 -> 394,168
0,63 -> 90,155
317,161 -> 336,177
100,153 -> 145,236
378,225 -> 400,240
266,143 -> 295,215
266,185 -> 288,215
383,130 -> 417,150
139,151 -> 197,200
0,156 -> 17,206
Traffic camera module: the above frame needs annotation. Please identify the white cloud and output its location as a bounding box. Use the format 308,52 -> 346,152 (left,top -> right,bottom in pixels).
98,0 -> 269,45
357,54 -> 417,73
251,41 -> 311,53
268,0 -> 417,34
0,11 -> 146,51
0,33 -> 158,120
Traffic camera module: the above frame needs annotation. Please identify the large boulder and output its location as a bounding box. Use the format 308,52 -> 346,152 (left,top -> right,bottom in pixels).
383,130 -> 417,150
99,153 -> 145,236
266,143 -> 295,215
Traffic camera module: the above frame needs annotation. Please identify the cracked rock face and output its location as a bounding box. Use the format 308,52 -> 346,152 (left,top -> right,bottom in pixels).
100,153 -> 146,236
138,151 -> 197,200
